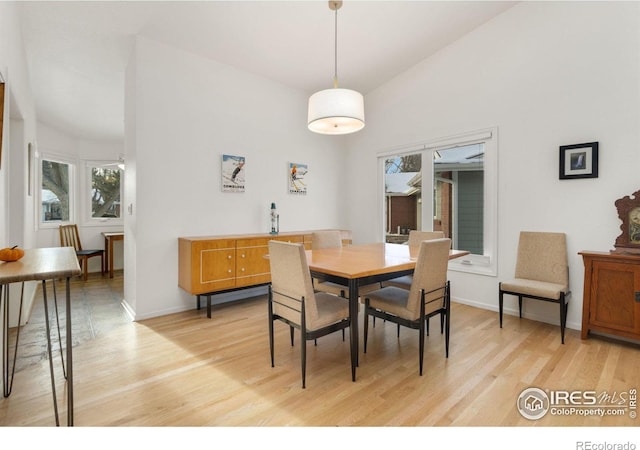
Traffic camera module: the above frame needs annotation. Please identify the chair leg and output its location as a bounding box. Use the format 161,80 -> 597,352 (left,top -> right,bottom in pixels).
290,326 -> 295,347
518,295 -> 523,318
445,281 -> 451,358
397,323 -> 400,338
499,285 -> 504,328
268,291 -> 275,368
363,300 -> 369,354
301,331 -> 307,389
83,257 -> 88,281
419,319 -> 425,376
560,292 -> 567,344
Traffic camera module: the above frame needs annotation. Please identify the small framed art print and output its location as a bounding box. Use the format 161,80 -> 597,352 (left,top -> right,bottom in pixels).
559,141 -> 598,180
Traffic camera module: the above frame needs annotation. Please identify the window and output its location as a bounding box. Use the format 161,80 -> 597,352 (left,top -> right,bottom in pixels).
87,162 -> 122,220
41,156 -> 74,224
379,127 -> 498,276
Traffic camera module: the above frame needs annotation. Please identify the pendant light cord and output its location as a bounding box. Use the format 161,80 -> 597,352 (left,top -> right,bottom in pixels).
333,6 -> 338,88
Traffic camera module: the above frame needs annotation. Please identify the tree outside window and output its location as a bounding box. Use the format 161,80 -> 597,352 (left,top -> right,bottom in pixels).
91,166 -> 121,218
42,159 -> 71,222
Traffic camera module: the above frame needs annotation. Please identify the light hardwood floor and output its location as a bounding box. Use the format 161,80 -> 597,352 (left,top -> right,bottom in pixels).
1,273 -> 638,430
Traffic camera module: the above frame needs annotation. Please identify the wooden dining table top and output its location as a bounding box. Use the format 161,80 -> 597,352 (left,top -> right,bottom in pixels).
306,242 -> 469,280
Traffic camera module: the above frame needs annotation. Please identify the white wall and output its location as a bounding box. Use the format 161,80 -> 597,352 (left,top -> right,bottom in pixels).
126,37 -> 349,319
346,1 -> 640,332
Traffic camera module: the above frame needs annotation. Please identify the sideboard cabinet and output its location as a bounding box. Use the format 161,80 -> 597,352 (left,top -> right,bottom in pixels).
579,251 -> 640,341
178,230 -> 351,296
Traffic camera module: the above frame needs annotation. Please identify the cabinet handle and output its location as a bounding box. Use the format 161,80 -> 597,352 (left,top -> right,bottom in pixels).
241,253 -> 246,258
635,292 -> 640,303
241,268 -> 245,272
228,269 -> 232,273
227,255 -> 232,259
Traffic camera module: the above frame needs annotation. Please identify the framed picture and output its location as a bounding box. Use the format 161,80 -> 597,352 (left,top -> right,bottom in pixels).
221,154 -> 245,192
559,141 -> 598,180
288,162 -> 307,195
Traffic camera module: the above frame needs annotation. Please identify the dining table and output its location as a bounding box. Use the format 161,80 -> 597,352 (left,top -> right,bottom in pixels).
306,242 -> 469,382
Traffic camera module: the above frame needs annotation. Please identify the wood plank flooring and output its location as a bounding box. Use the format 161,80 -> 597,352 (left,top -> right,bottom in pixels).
1,273 -> 639,434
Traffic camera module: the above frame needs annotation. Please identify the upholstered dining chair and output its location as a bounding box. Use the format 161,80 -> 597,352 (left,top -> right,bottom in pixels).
382,230 -> 446,290
499,231 -> 570,344
380,230 -> 446,335
267,240 -> 351,388
363,238 -> 452,376
59,224 -> 104,281
311,230 -> 380,297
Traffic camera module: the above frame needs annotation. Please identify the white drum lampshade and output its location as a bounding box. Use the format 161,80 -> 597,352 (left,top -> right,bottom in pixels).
308,88 -> 365,135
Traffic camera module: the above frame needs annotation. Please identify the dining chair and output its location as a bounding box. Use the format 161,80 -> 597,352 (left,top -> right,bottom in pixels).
382,230 -> 445,290
267,240 -> 351,388
59,224 -> 104,281
380,230 -> 445,335
499,231 -> 570,343
363,238 -> 452,376
311,230 -> 380,297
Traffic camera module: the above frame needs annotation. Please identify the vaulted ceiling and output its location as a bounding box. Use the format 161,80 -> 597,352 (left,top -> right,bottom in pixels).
18,1 -> 515,141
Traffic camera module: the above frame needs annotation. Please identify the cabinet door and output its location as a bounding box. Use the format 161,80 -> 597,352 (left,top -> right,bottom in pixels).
236,238 -> 271,287
590,260 -> 640,335
193,239 -> 236,293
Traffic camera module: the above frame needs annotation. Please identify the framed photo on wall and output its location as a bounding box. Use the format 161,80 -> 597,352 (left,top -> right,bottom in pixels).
559,141 -> 598,180
288,162 -> 307,195
221,154 -> 245,192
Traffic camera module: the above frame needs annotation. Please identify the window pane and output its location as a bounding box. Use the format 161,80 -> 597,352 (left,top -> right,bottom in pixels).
91,167 -> 121,218
434,144 -> 484,254
42,159 -> 70,222
384,153 -> 422,243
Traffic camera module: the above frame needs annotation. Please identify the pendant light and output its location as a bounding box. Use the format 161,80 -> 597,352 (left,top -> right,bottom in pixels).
308,1 -> 365,135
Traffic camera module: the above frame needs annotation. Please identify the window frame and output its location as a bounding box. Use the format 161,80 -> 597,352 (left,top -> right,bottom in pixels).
378,127 -> 498,276
38,152 -> 76,229
81,160 -> 124,227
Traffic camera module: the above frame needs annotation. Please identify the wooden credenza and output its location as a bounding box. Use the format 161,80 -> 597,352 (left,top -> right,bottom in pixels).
579,251 -> 640,341
178,230 -> 351,296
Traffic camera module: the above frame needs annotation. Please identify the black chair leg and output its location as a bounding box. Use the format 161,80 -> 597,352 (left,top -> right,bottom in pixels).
268,292 -> 275,368
363,301 -> 369,353
499,286 -> 504,328
290,326 -> 295,347
445,282 -> 451,358
518,295 -> 523,318
560,293 -> 567,344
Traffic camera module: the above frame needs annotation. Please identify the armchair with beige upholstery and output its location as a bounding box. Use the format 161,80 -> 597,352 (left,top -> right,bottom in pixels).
499,231 -> 570,344
267,240 -> 352,388
363,238 -> 452,376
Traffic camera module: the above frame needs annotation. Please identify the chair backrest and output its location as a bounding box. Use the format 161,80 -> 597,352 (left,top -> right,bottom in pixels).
407,230 -> 445,258
514,231 -> 568,286
407,238 -> 452,318
59,224 -> 83,251
408,230 -> 445,246
311,230 -> 343,250
268,240 -> 320,328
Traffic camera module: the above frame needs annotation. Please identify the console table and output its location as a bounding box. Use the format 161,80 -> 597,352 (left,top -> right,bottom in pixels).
178,230 -> 351,318
1,247 -> 81,426
579,251 -> 640,341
